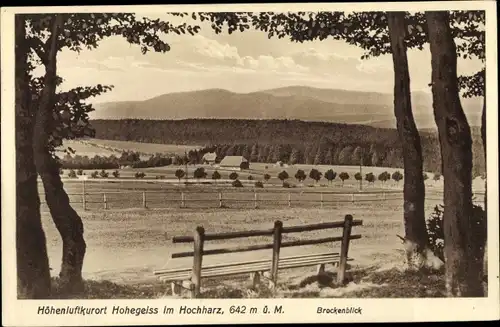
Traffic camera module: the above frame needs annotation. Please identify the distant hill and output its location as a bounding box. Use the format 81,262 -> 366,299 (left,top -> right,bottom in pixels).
91,86 -> 483,129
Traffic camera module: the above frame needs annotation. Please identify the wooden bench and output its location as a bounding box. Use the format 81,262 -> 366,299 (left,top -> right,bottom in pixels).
154,214 -> 363,298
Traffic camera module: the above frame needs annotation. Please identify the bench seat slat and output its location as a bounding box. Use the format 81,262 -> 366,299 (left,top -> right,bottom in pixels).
154,251 -> 340,275
158,254 -> 352,281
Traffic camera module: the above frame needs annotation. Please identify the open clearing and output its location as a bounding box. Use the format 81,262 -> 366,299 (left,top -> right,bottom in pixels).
55,139 -> 202,159
42,195 -> 453,298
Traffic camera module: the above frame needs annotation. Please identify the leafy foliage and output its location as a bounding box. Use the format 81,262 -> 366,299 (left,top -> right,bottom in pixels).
193,167 -> 207,180
134,172 -> 146,179
67,169 -> 77,178
211,170 -> 221,181
365,172 -> 375,183
433,172 -> 441,181
232,179 -> 243,188
99,169 -> 108,178
308,169 -> 322,183
324,169 -> 337,183
263,173 -> 271,182
294,169 -> 307,182
175,169 -> 185,181
277,170 -> 289,183
339,172 -> 350,185
354,172 -> 362,181
229,172 -> 239,180
392,171 -> 403,182
254,180 -> 264,188
112,170 -> 120,178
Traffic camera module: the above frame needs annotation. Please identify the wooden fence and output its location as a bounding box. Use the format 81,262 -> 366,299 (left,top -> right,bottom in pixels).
36,189 -> 481,211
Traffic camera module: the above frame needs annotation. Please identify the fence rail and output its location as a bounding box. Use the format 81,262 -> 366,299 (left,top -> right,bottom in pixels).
38,189 -> 416,211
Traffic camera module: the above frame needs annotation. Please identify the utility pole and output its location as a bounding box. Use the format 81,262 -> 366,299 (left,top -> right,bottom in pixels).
359,148 -> 363,192
185,150 -> 188,186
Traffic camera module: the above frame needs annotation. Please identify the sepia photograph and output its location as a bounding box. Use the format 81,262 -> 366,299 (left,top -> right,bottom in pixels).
1,1 -> 499,325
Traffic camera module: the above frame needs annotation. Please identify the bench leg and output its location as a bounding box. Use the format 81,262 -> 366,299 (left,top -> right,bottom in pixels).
171,282 -> 182,297
249,272 -> 261,289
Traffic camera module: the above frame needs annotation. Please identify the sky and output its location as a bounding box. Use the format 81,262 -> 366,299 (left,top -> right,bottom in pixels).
51,13 -> 484,104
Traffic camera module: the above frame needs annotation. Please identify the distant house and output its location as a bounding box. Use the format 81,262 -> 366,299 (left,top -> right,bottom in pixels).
219,156 -> 249,170
202,152 -> 217,165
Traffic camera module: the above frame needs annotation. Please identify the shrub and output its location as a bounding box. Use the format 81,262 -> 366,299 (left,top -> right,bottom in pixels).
76,169 -> 83,176
112,170 -> 120,178
263,173 -> 271,183
67,169 -> 77,178
134,172 -> 146,179
365,172 -> 375,183
294,169 -> 306,183
254,181 -> 264,188
423,173 -> 429,181
354,172 -> 362,181
339,172 -> 349,185
59,168 -> 64,175
229,172 -> 239,180
324,169 -> 336,183
175,169 -> 185,182
426,204 -> 487,263
99,169 -> 109,178
433,173 -> 441,181
232,179 -> 243,187
193,167 -> 207,180
392,170 -> 403,183
309,169 -> 322,183
90,171 -> 99,179
247,175 -> 254,181
282,181 -> 291,188
278,170 -> 289,185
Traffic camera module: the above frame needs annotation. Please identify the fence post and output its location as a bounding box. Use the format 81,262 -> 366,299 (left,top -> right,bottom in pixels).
270,220 -> 283,289
103,193 -> 107,210
191,226 -> 205,298
254,191 -> 258,209
320,192 -> 324,209
142,191 -> 147,209
337,214 -> 353,285
82,180 -> 86,211
181,192 -> 185,208
219,192 -> 223,208
288,193 -> 291,208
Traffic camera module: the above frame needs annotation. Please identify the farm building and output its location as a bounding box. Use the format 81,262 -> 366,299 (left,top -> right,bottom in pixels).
218,156 -> 249,170
202,152 -> 217,165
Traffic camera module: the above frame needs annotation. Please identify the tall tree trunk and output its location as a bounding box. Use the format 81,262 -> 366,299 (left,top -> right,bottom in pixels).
387,12 -> 434,269
426,11 -> 484,297
32,15 -> 87,295
481,98 -> 486,207
15,14 -> 52,299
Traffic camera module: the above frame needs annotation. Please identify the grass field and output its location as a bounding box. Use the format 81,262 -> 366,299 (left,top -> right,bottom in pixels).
55,139 -> 202,159
42,197 -> 450,298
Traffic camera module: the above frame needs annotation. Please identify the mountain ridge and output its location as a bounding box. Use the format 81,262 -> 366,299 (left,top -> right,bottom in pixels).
91,86 -> 483,129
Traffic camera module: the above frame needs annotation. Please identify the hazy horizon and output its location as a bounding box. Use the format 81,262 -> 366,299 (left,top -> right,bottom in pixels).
30,12 -> 483,105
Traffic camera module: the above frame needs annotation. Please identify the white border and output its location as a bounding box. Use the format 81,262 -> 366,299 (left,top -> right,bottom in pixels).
1,2 -> 499,325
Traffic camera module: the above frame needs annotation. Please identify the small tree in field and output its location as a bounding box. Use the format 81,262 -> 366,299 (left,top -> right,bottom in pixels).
423,172 -> 429,181
211,171 -> 221,185
324,169 -> 336,184
365,172 -> 375,184
354,172 -> 362,182
247,175 -> 254,181
77,169 -> 83,176
254,180 -> 264,188
339,172 -> 349,186
229,172 -> 239,180
433,172 -> 441,182
67,169 -> 77,179
294,169 -> 306,183
378,172 -> 388,183
91,171 -> 99,179
263,173 -> 271,183
309,169 -> 322,183
232,179 -> 243,187
135,172 -> 145,179
193,167 -> 207,182
277,170 -> 289,186
175,169 -> 185,184
99,169 -> 109,178
392,171 -> 403,183
112,170 -> 120,178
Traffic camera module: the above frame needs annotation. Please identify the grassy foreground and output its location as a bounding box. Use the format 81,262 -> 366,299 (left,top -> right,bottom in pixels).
49,266 -> 447,299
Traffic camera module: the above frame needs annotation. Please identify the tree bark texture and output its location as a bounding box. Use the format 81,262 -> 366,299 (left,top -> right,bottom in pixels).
32,15 -> 87,295
426,11 -> 485,297
15,14 -> 52,299
387,12 -> 432,269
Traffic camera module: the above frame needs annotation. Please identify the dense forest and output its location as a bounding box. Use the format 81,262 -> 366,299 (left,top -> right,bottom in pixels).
87,119 -> 485,175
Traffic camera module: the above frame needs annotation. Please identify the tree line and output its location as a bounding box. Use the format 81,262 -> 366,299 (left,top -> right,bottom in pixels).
89,119 -> 485,176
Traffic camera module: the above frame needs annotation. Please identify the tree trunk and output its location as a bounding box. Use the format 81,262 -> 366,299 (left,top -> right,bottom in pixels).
426,11 -> 484,297
481,99 -> 486,207
32,15 -> 87,295
15,15 -> 52,299
387,12 -> 434,270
